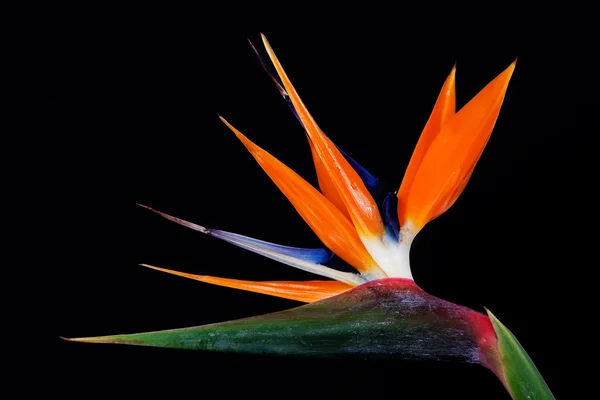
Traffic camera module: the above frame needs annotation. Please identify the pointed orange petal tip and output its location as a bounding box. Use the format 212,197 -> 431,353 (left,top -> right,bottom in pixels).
219,115 -> 252,149
398,64 -> 457,223
61,335 -> 141,345
260,34 -> 385,240
61,336 -> 97,343
400,60 -> 516,232
260,34 -> 398,280
218,116 -> 386,279
140,264 -> 353,303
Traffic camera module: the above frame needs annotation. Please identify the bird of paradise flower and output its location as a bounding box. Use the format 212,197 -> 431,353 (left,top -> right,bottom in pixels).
65,35 -> 554,399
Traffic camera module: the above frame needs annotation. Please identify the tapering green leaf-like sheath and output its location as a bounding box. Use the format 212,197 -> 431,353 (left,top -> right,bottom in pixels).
68,280 -> 498,366
487,310 -> 555,399
68,280 -> 555,399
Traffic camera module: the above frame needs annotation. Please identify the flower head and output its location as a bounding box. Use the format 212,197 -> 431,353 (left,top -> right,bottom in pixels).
65,36 -> 553,400
131,34 -> 515,301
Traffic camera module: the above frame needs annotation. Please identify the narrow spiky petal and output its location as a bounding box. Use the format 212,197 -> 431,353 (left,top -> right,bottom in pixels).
382,192 -> 400,240
307,135 -> 385,218
139,204 -> 365,285
260,34 -> 385,240
397,65 -> 456,224
306,134 -> 351,220
260,35 -> 411,278
219,117 -> 387,280
336,145 -> 384,203
249,38 -> 384,202
141,264 -> 353,303
248,39 -> 289,100
399,61 -> 516,232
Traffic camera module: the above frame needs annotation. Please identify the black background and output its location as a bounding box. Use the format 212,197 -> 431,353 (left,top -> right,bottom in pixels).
12,3 -> 590,399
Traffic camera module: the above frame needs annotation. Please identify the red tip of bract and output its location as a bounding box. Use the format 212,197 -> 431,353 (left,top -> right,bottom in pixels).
466,308 -> 504,382
399,60 -> 516,232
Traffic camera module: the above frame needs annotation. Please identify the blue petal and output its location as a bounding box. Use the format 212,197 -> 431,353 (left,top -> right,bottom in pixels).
210,229 -> 333,264
336,146 -> 384,202
138,204 -> 366,285
382,192 -> 400,241
210,230 -> 359,275
323,255 -> 362,273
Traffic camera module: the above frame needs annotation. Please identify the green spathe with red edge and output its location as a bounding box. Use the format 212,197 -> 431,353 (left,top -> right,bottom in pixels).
66,279 -> 496,361
66,280 -> 553,399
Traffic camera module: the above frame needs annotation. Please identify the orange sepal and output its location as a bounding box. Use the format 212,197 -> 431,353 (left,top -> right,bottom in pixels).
398,65 -> 456,221
306,134 -> 352,221
399,61 -> 516,232
220,116 -> 386,279
141,264 -> 353,303
261,34 -> 385,239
